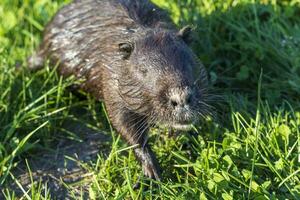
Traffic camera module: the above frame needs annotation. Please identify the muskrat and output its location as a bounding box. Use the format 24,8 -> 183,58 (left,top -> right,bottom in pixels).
28,0 -> 211,183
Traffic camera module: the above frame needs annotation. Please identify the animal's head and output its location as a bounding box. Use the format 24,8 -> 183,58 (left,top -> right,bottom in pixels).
117,27 -> 211,130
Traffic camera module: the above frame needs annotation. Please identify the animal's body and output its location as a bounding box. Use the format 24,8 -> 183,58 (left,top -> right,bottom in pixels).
29,0 -> 210,182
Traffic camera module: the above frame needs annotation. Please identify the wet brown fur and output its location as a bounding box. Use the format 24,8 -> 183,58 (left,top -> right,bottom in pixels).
29,0 -> 210,182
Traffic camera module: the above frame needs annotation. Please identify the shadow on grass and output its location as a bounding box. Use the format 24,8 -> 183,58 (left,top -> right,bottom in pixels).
2,102 -> 113,199
180,1 -> 300,105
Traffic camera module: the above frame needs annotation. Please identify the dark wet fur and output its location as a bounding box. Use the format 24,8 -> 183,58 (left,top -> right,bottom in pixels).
29,0 -> 211,182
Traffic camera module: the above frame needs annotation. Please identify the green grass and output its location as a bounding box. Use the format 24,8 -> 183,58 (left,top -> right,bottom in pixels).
0,0 -> 300,199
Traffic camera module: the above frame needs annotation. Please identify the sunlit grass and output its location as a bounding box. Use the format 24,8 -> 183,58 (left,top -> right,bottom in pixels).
0,0 -> 299,199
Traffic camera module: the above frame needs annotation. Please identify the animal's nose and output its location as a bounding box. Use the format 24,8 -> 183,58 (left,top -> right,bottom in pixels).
169,88 -> 192,108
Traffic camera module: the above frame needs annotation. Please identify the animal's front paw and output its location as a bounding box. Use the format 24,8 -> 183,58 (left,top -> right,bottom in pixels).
133,158 -> 162,190
143,161 -> 162,181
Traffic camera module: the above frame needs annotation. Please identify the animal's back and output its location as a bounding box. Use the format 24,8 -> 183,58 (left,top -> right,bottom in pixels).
42,0 -> 132,76
115,0 -> 173,28
34,0 -> 173,99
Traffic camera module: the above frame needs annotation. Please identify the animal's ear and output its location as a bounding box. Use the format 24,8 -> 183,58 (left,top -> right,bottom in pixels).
118,42 -> 134,59
177,25 -> 193,44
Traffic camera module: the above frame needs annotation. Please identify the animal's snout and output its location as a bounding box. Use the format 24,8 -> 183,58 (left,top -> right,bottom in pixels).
168,87 -> 193,109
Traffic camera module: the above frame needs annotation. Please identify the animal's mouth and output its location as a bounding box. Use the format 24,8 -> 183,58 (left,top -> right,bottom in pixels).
165,119 -> 194,130
170,123 -> 193,130
157,120 -> 194,131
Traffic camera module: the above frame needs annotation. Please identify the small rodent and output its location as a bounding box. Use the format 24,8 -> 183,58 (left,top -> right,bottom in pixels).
29,0 -> 211,183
